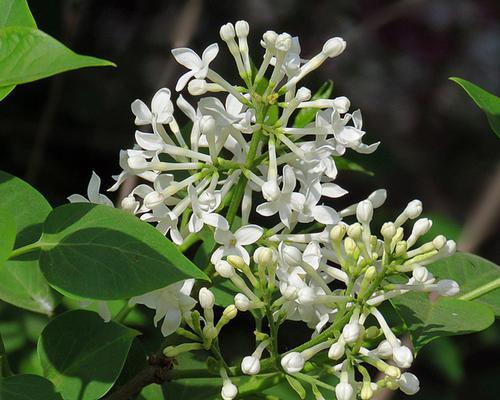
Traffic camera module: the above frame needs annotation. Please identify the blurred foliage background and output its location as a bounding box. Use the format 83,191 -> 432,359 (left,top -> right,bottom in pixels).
0,0 -> 498,399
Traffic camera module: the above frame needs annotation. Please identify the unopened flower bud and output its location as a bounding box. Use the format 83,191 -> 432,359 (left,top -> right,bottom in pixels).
220,23 -> 235,41
254,247 -> 276,266
235,20 -> 249,37
221,381 -> 238,400
222,305 -> 238,320
432,235 -> 446,250
405,200 -> 423,219
381,222 -> 396,240
188,79 -> 208,95
365,326 -> 380,339
344,237 -> 358,257
328,341 -> 345,360
342,322 -> 361,344
282,244 -> 302,266
121,195 -> 139,213
436,279 -> 459,296
241,355 -> 260,375
411,218 -> 432,237
275,33 -> 292,52
215,260 -> 235,278
376,340 -> 394,358
394,241 -> 407,257
281,352 -> 305,373
335,382 -> 354,400
322,37 -> 346,58
332,96 -> 350,113
368,189 -> 387,208
203,325 -> 218,340
296,87 -> 312,102
227,255 -> 247,271
347,223 -> 363,240
365,265 -> 377,281
357,200 -> 374,224
393,345 -> 413,369
385,366 -> 401,379
412,266 -> 430,283
398,372 -> 420,395
262,30 -> 278,48
144,191 -> 165,209
199,287 -> 215,309
234,293 -> 251,311
330,224 -> 346,242
361,382 -> 374,400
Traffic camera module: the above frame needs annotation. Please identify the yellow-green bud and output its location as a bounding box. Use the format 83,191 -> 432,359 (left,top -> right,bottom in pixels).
330,224 -> 346,242
227,255 -> 247,271
394,241 -> 407,258
364,326 -> 380,339
347,223 -> 363,240
223,305 -> 238,320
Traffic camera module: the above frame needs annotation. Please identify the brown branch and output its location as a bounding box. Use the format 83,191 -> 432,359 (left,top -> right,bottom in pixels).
458,161 -> 500,253
103,354 -> 173,400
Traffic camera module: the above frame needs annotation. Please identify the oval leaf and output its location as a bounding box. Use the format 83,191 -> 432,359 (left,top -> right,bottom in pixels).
0,26 -> 115,87
0,374 -> 62,400
429,252 -> 500,316
38,309 -> 138,400
450,77 -> 500,138
392,294 -> 495,352
0,171 -> 58,314
0,207 -> 16,268
38,203 -> 208,300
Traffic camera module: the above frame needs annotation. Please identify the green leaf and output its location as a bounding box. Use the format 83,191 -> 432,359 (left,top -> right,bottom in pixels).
38,203 -> 208,300
293,81 -> 333,128
285,375 -> 306,399
450,77 -> 500,138
392,294 -> 495,352
138,384 -> 164,400
38,309 -> 138,400
428,252 -> 500,316
0,0 -> 37,28
0,85 -> 15,101
333,156 -> 374,176
0,0 -> 37,100
0,26 -> 115,87
0,374 -> 63,400
0,207 -> 16,268
0,171 -> 58,315
421,337 -> 464,384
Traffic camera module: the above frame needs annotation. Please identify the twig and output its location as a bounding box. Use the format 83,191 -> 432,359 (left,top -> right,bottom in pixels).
458,161 -> 500,253
103,354 -> 173,400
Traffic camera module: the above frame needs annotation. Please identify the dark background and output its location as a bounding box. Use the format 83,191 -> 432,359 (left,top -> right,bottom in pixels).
0,0 -> 499,399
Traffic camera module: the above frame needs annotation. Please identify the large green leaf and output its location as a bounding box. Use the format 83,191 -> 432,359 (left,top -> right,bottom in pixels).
0,207 -> 16,268
293,81 -> 333,128
450,77 -> 500,138
0,171 -> 58,315
37,203 -> 208,300
428,252 -> 500,316
0,0 -> 36,100
0,374 -> 63,400
0,0 -> 37,28
392,294 -> 494,352
0,26 -> 115,87
38,309 -> 138,400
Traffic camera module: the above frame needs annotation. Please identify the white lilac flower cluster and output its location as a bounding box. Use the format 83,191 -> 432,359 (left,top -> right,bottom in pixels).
70,20 -> 460,400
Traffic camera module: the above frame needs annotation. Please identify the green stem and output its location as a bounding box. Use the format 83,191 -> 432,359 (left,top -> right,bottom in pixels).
459,277 -> 500,301
8,241 -> 42,259
226,128 -> 263,227
115,303 -> 134,324
178,233 -> 201,253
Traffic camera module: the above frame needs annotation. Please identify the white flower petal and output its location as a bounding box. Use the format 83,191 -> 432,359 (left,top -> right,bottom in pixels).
161,309 -> 182,337
312,205 -> 340,225
234,225 -> 264,245
131,100 -> 152,125
171,48 -> 203,70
